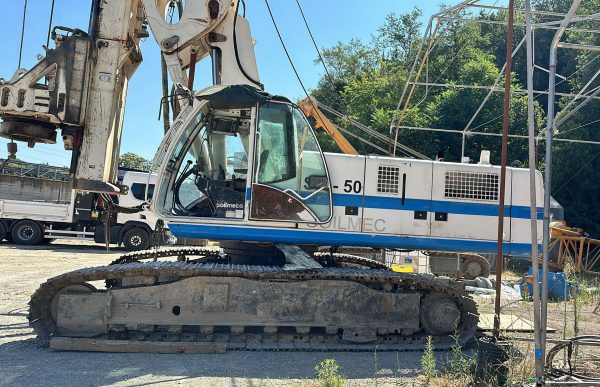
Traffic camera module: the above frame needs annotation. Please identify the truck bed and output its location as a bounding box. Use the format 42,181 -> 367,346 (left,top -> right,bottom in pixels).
0,199 -> 72,223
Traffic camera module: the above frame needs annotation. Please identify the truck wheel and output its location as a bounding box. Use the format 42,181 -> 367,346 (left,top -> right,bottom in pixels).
0,222 -> 6,241
123,228 -> 150,251
11,220 -> 44,245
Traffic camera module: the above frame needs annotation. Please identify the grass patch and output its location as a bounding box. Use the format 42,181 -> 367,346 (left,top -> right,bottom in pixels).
315,359 -> 344,387
505,341 -> 536,386
420,336 -> 437,383
447,331 -> 476,381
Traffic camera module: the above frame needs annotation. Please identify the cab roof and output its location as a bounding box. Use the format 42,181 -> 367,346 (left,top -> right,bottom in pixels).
195,84 -> 292,105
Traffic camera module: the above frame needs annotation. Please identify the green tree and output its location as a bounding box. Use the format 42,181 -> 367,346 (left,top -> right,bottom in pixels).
119,152 -> 152,171
375,8 -> 423,63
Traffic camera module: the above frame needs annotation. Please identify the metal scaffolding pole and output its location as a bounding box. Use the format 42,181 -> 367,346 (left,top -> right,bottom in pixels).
439,15 -> 600,35
391,21 -> 441,156
388,15 -> 435,156
543,0 -> 583,376
392,0 -> 600,162
407,82 -> 600,101
389,0 -> 476,156
525,0 -> 543,381
396,124 -> 600,145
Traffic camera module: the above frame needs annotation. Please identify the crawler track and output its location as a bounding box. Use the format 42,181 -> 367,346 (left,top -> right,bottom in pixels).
312,252 -> 389,270
29,247 -> 478,351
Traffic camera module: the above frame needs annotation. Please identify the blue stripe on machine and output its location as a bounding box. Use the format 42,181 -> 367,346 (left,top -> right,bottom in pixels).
167,223 -> 535,255
334,193 -> 542,220
332,193 -> 363,207
511,206 -> 544,220
245,189 -> 542,220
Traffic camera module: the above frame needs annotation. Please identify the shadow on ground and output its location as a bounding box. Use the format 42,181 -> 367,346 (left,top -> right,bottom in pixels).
0,337 -> 430,386
0,241 -> 125,254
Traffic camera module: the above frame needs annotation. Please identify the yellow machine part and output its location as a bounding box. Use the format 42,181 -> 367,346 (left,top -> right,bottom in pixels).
391,264 -> 414,273
299,97 -> 359,155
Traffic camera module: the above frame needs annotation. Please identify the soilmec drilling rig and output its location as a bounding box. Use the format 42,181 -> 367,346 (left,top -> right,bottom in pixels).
0,0 -> 542,351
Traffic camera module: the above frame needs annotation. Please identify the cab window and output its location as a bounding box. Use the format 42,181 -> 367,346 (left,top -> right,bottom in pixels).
160,108 -> 251,219
130,183 -> 155,201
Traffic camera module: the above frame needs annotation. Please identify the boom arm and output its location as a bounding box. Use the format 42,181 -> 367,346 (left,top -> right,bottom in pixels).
0,0 -> 260,193
299,97 -> 358,155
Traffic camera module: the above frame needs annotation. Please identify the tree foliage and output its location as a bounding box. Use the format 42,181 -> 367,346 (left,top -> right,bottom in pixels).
310,2 -> 600,235
119,152 -> 152,171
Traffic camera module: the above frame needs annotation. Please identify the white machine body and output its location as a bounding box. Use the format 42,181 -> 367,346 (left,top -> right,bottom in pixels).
151,87 -> 543,256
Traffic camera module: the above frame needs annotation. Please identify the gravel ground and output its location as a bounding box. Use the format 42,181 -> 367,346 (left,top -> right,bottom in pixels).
0,241 -> 429,387
0,240 -> 598,386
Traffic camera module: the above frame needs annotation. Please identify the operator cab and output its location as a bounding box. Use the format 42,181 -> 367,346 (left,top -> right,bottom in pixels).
154,85 -> 332,225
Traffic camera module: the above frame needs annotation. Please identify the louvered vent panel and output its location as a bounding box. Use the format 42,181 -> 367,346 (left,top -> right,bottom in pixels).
377,166 -> 400,194
444,171 -> 499,201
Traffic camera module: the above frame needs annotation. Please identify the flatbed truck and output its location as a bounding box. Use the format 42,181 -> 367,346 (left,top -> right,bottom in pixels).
0,166 -> 168,251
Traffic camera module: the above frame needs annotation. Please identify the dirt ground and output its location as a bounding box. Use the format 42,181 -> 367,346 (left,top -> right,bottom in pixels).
0,240 -> 598,386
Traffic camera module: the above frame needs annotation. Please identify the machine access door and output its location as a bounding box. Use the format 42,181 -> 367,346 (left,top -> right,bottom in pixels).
250,101 -> 332,223
430,163 -> 511,242
362,157 -> 432,236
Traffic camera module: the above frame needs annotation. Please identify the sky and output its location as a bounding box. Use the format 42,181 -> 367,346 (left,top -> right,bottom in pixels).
0,0 -> 440,167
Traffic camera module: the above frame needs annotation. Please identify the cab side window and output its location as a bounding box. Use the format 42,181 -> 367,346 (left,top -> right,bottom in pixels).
131,183 -> 155,201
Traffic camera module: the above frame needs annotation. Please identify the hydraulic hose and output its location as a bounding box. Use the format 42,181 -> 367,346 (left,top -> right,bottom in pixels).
233,1 -> 263,89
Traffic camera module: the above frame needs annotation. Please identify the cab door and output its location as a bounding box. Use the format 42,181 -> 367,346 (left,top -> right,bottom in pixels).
250,101 -> 332,223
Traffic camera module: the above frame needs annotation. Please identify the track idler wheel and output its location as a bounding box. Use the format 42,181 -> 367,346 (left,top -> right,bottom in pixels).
463,255 -> 490,279
50,283 -> 96,322
420,294 -> 461,335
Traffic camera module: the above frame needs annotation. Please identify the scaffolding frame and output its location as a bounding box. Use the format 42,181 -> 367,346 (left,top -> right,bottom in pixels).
388,0 -> 600,160
387,1 -> 600,382
548,224 -> 600,274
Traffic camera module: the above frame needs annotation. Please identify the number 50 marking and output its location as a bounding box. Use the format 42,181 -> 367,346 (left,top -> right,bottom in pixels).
344,180 -> 362,193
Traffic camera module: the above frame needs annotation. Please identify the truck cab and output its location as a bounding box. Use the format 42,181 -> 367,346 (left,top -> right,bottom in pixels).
113,170 -> 166,251
0,165 -> 170,251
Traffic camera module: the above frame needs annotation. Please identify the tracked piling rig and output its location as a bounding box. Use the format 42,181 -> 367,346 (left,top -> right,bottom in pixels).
0,0 -> 543,351
30,246 -> 478,351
